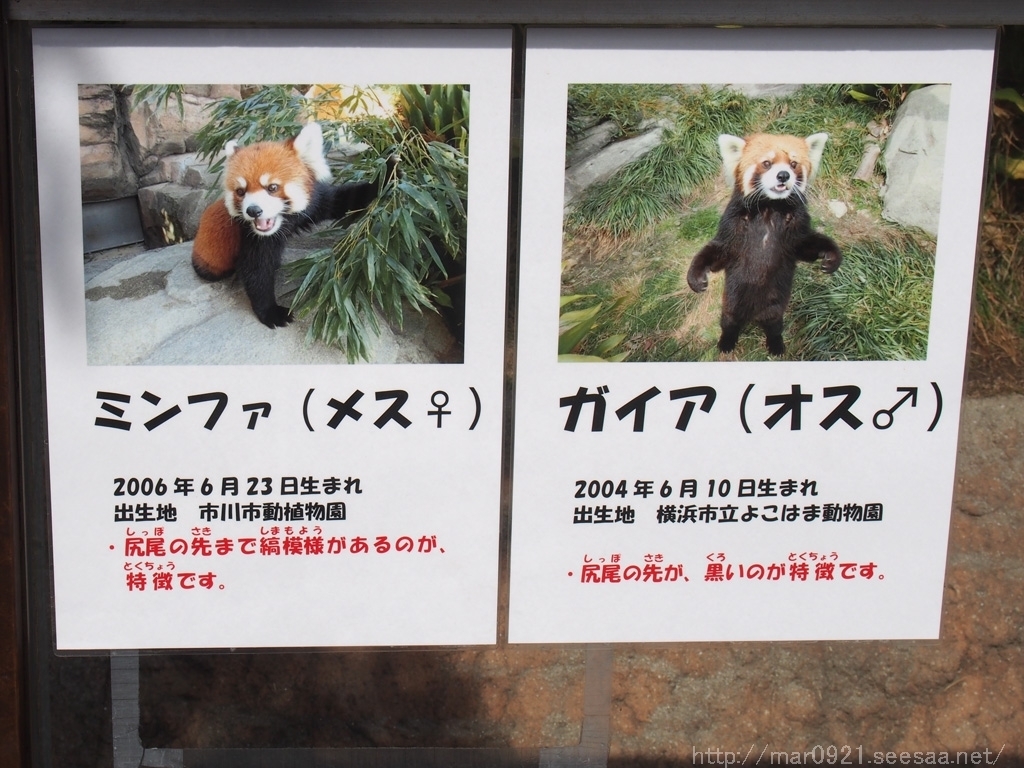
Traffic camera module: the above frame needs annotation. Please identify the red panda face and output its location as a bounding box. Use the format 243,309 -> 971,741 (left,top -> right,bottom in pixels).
717,133 -> 828,201
221,123 -> 331,237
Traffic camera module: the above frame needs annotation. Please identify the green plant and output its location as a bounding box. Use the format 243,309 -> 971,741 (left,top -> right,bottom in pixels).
164,83 -> 468,361
397,84 -> 469,154
564,82 -> 884,241
677,207 -> 721,242
131,84 -> 187,118
559,295 -> 628,361
970,29 -> 1024,389
566,135 -> 707,239
287,116 -> 467,361
564,83 -> 873,240
992,87 -> 1024,180
566,83 -> 685,139
976,88 -> 1024,372
562,83 -> 939,364
191,85 -> 360,172
789,235 -> 934,361
846,83 -> 923,120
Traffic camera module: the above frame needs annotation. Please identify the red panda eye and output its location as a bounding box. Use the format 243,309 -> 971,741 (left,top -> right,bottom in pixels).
761,160 -> 771,170
267,183 -> 279,194
790,160 -> 799,169
234,188 -> 245,198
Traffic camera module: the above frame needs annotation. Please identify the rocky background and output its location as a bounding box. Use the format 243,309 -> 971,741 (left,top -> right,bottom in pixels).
565,83 -> 948,237
79,84 -> 235,249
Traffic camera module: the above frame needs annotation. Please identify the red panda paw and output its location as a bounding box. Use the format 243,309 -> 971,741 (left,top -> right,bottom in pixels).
257,305 -> 294,329
820,249 -> 842,274
687,268 -> 709,293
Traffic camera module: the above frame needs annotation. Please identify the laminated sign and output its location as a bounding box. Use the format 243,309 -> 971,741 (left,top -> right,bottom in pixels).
509,28 -> 996,643
34,28 -> 511,649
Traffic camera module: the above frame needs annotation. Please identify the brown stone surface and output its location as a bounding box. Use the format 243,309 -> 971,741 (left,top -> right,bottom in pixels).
608,395 -> 1024,765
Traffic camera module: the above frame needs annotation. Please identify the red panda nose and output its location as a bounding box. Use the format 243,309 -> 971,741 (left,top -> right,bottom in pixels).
246,204 -> 263,219
776,170 -> 790,184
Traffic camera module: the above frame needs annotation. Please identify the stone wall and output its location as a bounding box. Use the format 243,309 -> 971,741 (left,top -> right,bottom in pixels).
79,84 -> 241,249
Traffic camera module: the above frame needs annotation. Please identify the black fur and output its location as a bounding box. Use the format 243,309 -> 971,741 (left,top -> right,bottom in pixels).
237,178 -> 383,328
237,177 -> 387,328
687,192 -> 841,356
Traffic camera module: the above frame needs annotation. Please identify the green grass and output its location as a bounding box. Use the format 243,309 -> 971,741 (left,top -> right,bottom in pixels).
566,132 -> 720,239
561,82 -> 937,363
788,236 -> 934,361
567,83 -> 680,138
677,206 -> 720,242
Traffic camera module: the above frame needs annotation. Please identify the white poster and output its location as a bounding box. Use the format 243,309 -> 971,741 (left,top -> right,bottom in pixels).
509,28 -> 995,642
35,29 -> 511,649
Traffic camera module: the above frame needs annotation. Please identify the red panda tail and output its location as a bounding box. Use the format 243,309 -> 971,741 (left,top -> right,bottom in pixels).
192,201 -> 242,280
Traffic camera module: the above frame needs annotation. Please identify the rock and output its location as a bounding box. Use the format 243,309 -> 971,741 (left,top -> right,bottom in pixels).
183,163 -> 218,190
827,200 -> 849,218
139,152 -> 208,188
80,141 -> 137,200
78,85 -> 239,205
881,84 -> 950,236
129,88 -> 238,162
136,182 -> 209,248
854,143 -> 882,182
565,120 -> 621,169
137,154 -> 223,250
78,87 -> 117,129
78,85 -> 140,201
84,240 -> 460,365
564,119 -> 672,207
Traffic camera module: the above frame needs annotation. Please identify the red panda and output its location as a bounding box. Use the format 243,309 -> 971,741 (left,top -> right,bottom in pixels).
686,132 -> 842,356
192,122 -> 393,328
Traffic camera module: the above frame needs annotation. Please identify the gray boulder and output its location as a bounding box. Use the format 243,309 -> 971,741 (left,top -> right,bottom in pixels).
564,119 -> 673,207
84,240 -> 460,366
881,84 -> 951,236
136,183 -> 210,248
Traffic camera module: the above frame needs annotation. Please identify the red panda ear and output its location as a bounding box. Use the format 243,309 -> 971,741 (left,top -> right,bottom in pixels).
804,133 -> 829,177
293,122 -> 332,182
717,134 -> 746,185
224,139 -> 240,158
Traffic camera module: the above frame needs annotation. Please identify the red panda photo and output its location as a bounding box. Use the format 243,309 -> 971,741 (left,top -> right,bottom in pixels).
686,132 -> 842,356
192,122 -> 396,328
560,82 -> 944,363
80,82 -> 472,366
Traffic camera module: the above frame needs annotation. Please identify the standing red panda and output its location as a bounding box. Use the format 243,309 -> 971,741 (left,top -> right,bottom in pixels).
192,122 -> 395,328
686,132 -> 842,356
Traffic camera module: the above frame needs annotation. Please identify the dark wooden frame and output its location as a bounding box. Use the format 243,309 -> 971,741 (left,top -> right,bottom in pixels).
1,14 -> 28,768
2,3 -> 1022,767
4,0 -> 1024,25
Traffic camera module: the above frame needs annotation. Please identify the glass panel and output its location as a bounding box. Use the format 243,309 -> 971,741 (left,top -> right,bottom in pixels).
139,649 -> 586,750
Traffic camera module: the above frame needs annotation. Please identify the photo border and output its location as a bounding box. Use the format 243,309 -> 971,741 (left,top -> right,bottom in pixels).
510,27 -> 995,644
34,27 -> 513,651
